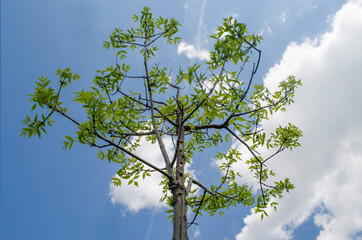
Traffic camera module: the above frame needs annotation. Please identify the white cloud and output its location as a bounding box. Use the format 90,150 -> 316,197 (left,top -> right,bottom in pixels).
145,212 -> 156,240
195,0 -> 207,47
280,11 -> 287,23
260,23 -> 273,36
109,136 -> 197,213
231,13 -> 239,20
177,41 -> 210,61
109,137 -> 173,212
178,0 -> 210,61
192,226 -> 201,239
326,14 -> 334,23
236,0 -> 362,239
295,0 -> 317,17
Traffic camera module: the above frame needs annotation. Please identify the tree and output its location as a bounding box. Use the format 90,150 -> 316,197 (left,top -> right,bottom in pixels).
21,7 -> 302,240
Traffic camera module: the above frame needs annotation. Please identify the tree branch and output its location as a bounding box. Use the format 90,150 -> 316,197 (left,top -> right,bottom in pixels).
143,37 -> 175,180
187,190 -> 206,228
50,106 -> 172,179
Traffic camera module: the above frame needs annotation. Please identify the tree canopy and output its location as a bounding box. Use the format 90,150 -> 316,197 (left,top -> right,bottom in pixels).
21,7 -> 302,239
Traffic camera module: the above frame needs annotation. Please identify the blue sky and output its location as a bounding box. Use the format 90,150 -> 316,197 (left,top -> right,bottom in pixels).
2,0 -> 362,239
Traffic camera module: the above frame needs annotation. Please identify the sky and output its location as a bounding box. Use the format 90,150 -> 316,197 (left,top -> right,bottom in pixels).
1,0 -> 362,239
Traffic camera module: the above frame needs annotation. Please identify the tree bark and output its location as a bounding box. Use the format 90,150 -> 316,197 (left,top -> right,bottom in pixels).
171,110 -> 188,240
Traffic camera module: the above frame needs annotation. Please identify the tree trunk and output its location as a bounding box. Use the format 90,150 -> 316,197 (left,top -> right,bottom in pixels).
171,125 -> 188,240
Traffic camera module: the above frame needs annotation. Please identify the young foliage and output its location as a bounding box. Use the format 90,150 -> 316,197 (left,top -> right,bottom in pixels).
22,7 -> 302,240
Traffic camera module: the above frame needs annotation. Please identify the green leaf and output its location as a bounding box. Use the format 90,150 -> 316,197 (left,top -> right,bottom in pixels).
31,104 -> 37,112
65,136 -> 73,142
68,140 -> 74,150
